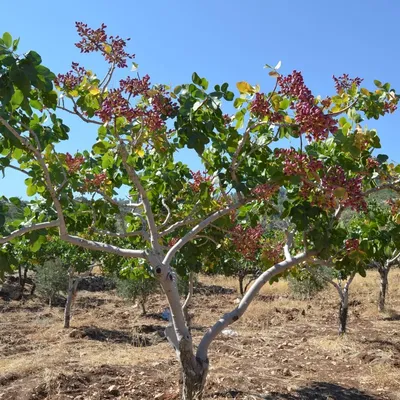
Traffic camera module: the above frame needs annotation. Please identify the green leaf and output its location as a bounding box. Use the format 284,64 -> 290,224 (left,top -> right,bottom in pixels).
374,80 -> 382,88
224,91 -> 234,101
26,184 -> 37,197
2,32 -> 12,48
192,72 -> 202,86
11,89 -> 24,108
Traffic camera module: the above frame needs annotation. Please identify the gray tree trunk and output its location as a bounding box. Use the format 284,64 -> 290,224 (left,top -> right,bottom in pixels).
338,290 -> 349,335
179,338 -> 208,400
64,268 -> 79,328
378,266 -> 389,312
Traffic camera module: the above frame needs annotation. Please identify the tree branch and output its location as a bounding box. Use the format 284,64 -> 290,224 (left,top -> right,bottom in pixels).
0,220 -> 60,244
61,233 -> 146,258
196,250 -> 315,360
163,200 -> 245,265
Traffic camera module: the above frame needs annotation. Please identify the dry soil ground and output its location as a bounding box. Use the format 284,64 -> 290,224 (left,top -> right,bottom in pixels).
1,270 -> 400,400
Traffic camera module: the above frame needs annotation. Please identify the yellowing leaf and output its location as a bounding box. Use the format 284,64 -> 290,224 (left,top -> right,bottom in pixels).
334,187 -> 348,199
103,43 -> 112,54
395,214 -> 400,225
89,86 -> 100,95
284,115 -> 292,123
360,88 -> 370,96
269,71 -> 280,78
136,148 -> 145,157
69,90 -> 79,97
236,81 -> 253,94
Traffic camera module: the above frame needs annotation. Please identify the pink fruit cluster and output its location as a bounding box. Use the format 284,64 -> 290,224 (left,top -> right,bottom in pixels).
345,238 -> 360,253
252,183 -> 279,200
189,170 -> 214,193
333,74 -> 363,93
65,152 -> 85,173
277,71 -> 337,141
250,93 -> 284,123
75,22 -> 134,68
55,62 -> 86,91
231,224 -> 263,260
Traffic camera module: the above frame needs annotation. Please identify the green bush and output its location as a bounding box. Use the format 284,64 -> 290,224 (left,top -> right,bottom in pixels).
36,259 -> 68,307
116,268 -> 158,315
288,266 -> 333,300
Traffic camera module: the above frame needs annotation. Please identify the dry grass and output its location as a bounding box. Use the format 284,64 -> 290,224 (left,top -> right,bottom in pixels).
1,269 -> 400,399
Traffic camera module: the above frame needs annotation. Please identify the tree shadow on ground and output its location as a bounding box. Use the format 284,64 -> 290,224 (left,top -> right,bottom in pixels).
363,338 -> 400,353
214,382 -> 381,399
68,325 -> 164,347
382,312 -> 400,321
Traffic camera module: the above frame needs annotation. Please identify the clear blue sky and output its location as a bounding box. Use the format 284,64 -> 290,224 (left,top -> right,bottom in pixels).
2,0 -> 400,198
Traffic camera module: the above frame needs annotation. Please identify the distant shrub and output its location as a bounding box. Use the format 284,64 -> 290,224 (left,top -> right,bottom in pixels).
115,268 -> 158,315
36,259 -> 68,307
288,266 -> 334,300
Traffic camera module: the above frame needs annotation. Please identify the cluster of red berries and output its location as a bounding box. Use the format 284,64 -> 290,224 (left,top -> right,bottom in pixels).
65,152 -> 85,173
366,157 -> 380,170
250,93 -> 284,123
322,167 -> 367,211
168,237 -> 179,247
84,173 -> 107,188
345,238 -> 360,253
189,170 -> 214,193
75,22 -> 134,68
55,62 -> 86,92
277,71 -> 337,141
252,183 -> 279,200
275,148 -> 324,177
231,224 -> 263,260
261,239 -> 284,265
333,74 -> 363,93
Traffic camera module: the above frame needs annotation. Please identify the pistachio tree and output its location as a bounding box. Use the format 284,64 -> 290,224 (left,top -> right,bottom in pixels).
1,24 -> 400,399
355,198 -> 400,312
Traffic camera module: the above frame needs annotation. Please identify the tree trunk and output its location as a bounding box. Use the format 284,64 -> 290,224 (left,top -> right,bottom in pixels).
179,338 -> 208,400
140,301 -> 146,315
378,266 -> 389,312
64,269 -> 79,328
338,290 -> 349,335
238,274 -> 245,297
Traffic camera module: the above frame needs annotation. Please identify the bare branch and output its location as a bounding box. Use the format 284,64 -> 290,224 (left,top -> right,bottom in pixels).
116,141 -> 160,249
159,198 -> 172,228
0,220 -> 60,244
57,102 -> 103,125
61,234 -> 146,258
163,200 -> 245,265
363,179 -> 400,196
197,250 -> 315,360
388,250 -> 400,266
284,230 -> 294,261
4,164 -> 30,176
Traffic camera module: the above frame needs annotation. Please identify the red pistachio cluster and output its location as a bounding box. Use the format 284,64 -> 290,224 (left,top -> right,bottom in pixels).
55,62 -> 86,91
275,148 -> 324,177
345,238 -> 360,253
168,237 -> 179,247
277,71 -> 337,141
65,152 -> 85,173
250,93 -> 284,123
333,74 -> 363,93
189,170 -> 214,193
252,183 -> 279,200
96,78 -> 178,129
366,157 -> 380,170
261,239 -> 284,265
75,22 -> 134,68
231,224 -> 263,260
275,149 -> 367,211
85,173 -> 107,188
322,166 -> 367,211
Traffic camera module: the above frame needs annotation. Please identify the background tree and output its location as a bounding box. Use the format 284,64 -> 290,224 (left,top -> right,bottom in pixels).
1,25 -> 400,399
